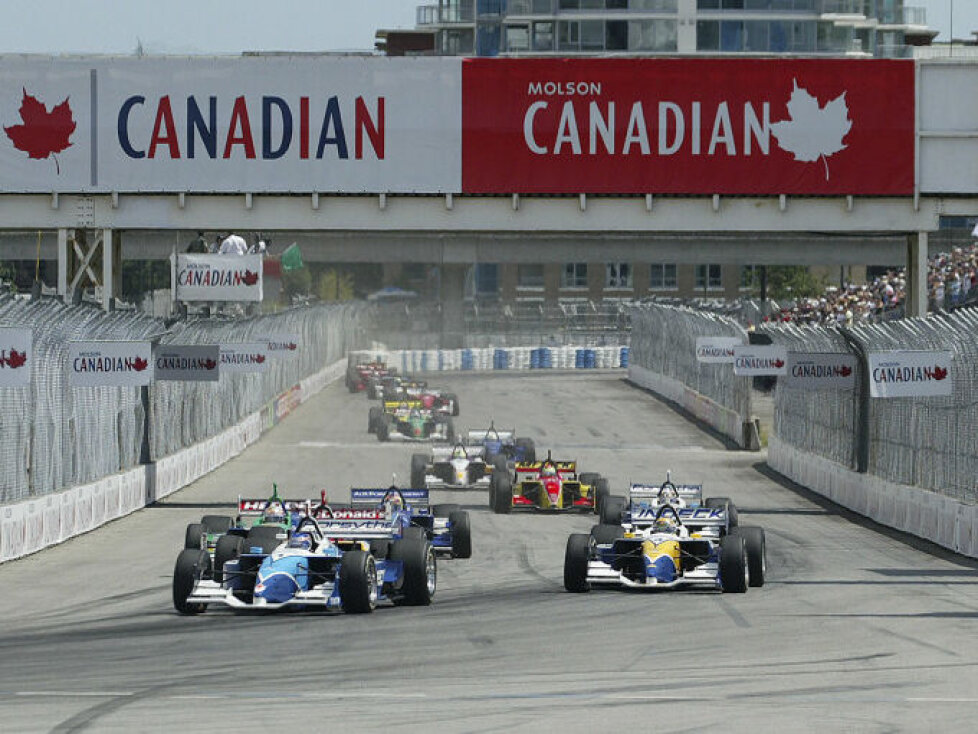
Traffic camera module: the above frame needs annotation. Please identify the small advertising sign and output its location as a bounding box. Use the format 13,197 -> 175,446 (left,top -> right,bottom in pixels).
174,254 -> 263,302
153,345 -> 220,382
732,345 -> 788,376
261,333 -> 300,360
219,343 -> 271,373
0,327 -> 32,387
868,351 -> 953,398
784,352 -> 857,390
695,336 -> 742,364
68,341 -> 153,387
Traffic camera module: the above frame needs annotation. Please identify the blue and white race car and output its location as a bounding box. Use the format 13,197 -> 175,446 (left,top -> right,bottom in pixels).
173,489 -> 438,614
598,472 -> 740,527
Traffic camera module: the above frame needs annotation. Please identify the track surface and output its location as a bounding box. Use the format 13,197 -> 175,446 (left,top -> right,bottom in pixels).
1,372 -> 977,733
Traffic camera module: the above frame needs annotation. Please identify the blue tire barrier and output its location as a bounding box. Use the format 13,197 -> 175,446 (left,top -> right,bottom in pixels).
420,351 -> 429,371
494,348 -> 509,370
585,349 -> 596,369
437,351 -> 445,371
461,349 -> 474,371
530,348 -> 541,369
575,349 -> 585,369
541,347 -> 552,369
620,346 -> 630,368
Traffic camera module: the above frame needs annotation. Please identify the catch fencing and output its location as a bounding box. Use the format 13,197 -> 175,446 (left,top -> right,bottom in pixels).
0,296 -> 364,505
628,303 -> 752,446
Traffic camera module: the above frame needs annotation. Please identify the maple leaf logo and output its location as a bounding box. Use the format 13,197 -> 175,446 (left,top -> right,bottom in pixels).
132,357 -> 148,372
933,366 -> 948,381
242,270 -> 259,286
771,79 -> 852,181
5,349 -> 27,369
287,343 -> 297,351
4,88 -> 76,174
203,358 -> 217,370
255,354 -> 266,364
772,359 -> 785,369
839,365 -> 853,378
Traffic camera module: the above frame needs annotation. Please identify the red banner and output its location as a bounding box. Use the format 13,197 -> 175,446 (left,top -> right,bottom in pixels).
462,58 -> 914,195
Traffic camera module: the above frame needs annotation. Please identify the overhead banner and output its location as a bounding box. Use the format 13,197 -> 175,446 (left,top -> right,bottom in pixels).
0,56 -> 462,193
261,333 -> 300,360
784,352 -> 856,390
868,351 -> 953,398
220,343 -> 270,373
463,58 -> 914,195
154,344 -> 220,382
0,327 -> 32,387
174,254 -> 263,302
68,341 -> 153,387
695,336 -> 741,364
733,345 -> 787,376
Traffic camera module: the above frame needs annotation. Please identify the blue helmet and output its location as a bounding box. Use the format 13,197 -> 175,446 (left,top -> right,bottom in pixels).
287,532 -> 313,551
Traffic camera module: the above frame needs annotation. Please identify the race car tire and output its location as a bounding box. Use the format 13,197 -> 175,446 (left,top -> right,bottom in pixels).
184,522 -> 205,550
719,534 -> 749,593
366,382 -> 378,400
433,504 -> 460,516
733,526 -> 766,588
368,406 -> 381,434
347,377 -> 358,393
401,525 -> 428,543
339,551 -> 378,614
410,453 -> 428,489
600,496 -> 626,526
593,478 -> 610,516
492,454 -> 509,474
377,414 -> 392,442
213,533 -> 245,584
449,510 -> 472,559
201,515 -> 233,534
563,534 -> 592,593
705,497 -> 739,528
444,417 -> 456,444
369,538 -> 391,560
579,472 -> 600,487
491,472 -> 513,514
391,537 -> 436,606
445,392 -> 460,417
245,525 -> 288,554
515,437 -> 536,463
173,548 -> 211,614
589,523 -> 623,545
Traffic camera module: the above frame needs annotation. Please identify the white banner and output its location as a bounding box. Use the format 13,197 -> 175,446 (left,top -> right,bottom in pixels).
154,344 -> 220,382
261,333 -> 300,359
68,341 -> 153,387
0,327 -> 32,387
175,254 -> 263,302
732,345 -> 788,376
220,343 -> 270,373
695,336 -> 741,364
784,352 -> 857,390
868,351 -> 953,398
0,56 -> 461,193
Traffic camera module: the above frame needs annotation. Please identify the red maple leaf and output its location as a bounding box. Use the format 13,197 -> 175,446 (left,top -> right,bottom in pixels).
132,357 -> 148,372
772,359 -> 785,368
5,349 -> 27,368
839,365 -> 852,377
4,89 -> 76,174
203,359 -> 217,370
242,270 -> 259,286
287,342 -> 297,350
933,366 -> 948,381
255,354 -> 266,364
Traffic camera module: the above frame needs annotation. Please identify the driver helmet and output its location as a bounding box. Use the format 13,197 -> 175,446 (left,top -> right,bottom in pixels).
287,532 -> 313,551
653,516 -> 678,535
541,463 -> 557,478
659,485 -> 679,503
384,491 -> 404,511
263,501 -> 286,524
409,408 -> 421,420
453,445 -> 467,459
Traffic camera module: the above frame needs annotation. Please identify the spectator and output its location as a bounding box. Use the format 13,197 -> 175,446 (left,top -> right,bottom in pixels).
186,231 -> 208,253
219,233 -> 248,255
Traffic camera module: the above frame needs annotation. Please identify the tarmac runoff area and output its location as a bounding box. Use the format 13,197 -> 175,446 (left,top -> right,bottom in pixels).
0,371 -> 977,732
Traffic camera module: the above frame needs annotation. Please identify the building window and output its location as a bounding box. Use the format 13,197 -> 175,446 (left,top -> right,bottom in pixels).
629,20 -> 678,52
558,21 -> 580,51
517,263 -> 545,288
740,265 -> 759,291
562,263 -> 588,288
606,263 -> 633,289
475,263 -> 499,296
649,263 -> 677,290
695,264 -> 723,290
533,21 -> 554,52
606,20 -> 628,51
506,25 -> 530,52
581,20 -> 605,50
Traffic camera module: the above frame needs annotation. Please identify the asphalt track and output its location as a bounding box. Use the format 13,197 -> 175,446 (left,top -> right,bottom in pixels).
1,371 -> 977,733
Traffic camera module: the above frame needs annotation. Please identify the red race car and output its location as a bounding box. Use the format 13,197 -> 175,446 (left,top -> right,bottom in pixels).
489,452 -> 609,515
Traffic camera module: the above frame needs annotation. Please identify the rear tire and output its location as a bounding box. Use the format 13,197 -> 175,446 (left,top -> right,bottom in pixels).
579,472 -> 600,487
377,414 -> 391,442
593,478 -> 610,516
445,392 -> 460,417
563,534 -> 592,593
184,523 -> 205,550
589,523 -> 623,545
368,406 -> 381,434
705,496 -> 739,528
448,510 -> 472,559
201,515 -> 233,534
491,472 -> 512,514
433,504 -> 460,516
213,533 -> 244,584
410,453 -> 428,489
339,551 -> 377,613
244,525 -> 288,554
391,537 -> 436,606
719,534 -> 748,593
733,526 -> 766,587
173,548 -> 211,614
514,437 -> 535,463
599,495 -> 625,526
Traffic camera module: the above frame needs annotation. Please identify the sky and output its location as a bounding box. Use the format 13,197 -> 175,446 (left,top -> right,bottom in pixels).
0,0 -> 973,55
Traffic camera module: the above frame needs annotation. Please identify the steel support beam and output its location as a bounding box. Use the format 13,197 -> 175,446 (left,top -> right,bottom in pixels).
906,231 -> 929,318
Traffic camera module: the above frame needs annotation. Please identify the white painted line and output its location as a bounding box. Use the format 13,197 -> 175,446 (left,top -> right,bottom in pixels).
12,691 -> 135,698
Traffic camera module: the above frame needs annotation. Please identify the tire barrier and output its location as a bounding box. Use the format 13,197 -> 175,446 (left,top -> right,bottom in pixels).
353,345 -> 629,374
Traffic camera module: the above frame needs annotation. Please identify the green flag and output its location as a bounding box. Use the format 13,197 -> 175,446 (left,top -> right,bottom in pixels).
281,243 -> 304,272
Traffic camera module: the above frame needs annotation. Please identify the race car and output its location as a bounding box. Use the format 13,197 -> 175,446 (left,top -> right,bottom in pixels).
599,473 -> 741,527
369,376 -> 460,416
464,424 -> 535,466
369,400 -> 454,443
563,502 -> 765,594
346,358 -> 395,394
488,452 -> 609,514
410,442 -> 494,490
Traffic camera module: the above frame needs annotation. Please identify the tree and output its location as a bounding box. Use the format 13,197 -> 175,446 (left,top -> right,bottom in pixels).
760,266 -> 826,300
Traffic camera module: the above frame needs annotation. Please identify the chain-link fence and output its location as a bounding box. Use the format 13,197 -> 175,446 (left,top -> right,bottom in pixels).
629,302 -> 752,424
0,296 -> 365,504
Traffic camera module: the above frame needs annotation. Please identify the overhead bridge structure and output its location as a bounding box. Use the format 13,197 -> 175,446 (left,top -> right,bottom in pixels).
0,55 -> 975,317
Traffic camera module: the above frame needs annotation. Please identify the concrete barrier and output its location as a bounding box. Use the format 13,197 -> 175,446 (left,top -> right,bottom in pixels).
768,435 -> 978,559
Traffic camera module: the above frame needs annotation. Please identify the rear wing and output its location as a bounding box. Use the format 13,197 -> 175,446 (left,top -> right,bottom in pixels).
466,428 -> 515,445
628,484 -> 703,504
430,445 -> 482,461
516,461 -> 576,477
629,506 -> 727,530
316,517 -> 400,540
383,400 -> 424,412
349,488 -> 431,510
238,498 -> 309,516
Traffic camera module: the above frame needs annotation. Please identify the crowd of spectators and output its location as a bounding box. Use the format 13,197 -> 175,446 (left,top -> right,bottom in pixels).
764,242 -> 978,326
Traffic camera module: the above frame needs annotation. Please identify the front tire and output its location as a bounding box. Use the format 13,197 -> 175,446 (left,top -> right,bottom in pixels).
368,406 -> 381,434
173,548 -> 211,614
719,534 -> 749,593
448,510 -> 472,559
564,534 -> 592,593
410,453 -> 428,489
184,522 -> 205,550
589,523 -> 623,545
491,472 -> 512,514
391,536 -> 436,606
213,534 -> 244,584
733,526 -> 765,587
377,414 -> 391,442
599,495 -> 625,526
593,478 -> 610,516
339,551 -> 378,613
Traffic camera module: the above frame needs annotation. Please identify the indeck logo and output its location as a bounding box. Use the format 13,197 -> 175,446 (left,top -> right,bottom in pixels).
771,79 -> 852,181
